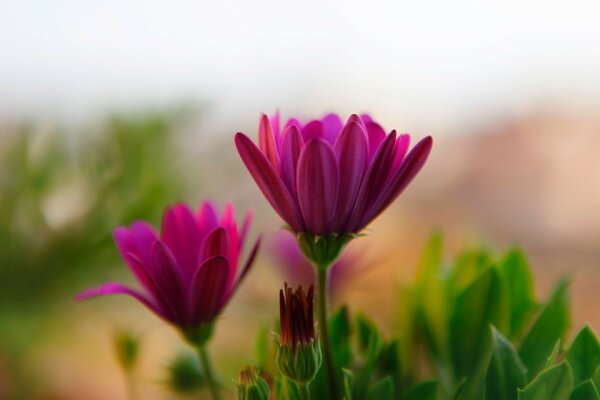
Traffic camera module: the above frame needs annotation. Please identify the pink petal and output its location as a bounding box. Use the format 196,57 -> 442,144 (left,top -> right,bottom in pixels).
235,132 -> 305,231
297,139 -> 339,235
280,125 -> 304,200
220,202 -> 240,270
151,241 -> 188,322
239,209 -> 253,249
234,236 -> 261,290
258,114 -> 281,173
75,283 -> 164,318
321,113 -> 343,144
190,255 -> 231,325
196,201 -> 219,239
161,204 -> 202,280
345,131 -> 397,232
200,227 -> 229,263
365,122 -> 387,161
333,121 -> 369,231
359,136 -> 432,228
113,222 -> 157,271
301,120 -> 323,142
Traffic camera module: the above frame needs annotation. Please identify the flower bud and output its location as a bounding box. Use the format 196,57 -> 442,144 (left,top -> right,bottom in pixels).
236,366 -> 270,400
276,284 -> 322,384
296,232 -> 356,269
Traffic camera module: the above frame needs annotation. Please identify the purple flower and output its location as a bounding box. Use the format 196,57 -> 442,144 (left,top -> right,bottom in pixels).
76,201 -> 260,341
279,283 -> 315,352
235,112 -> 432,236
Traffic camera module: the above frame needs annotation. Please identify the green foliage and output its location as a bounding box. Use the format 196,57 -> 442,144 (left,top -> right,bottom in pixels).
165,350 -> 204,394
485,328 -> 527,400
566,325 -> 600,385
517,361 -> 573,400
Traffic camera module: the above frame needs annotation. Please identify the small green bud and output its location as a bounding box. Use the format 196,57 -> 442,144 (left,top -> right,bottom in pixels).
236,366 -> 270,400
165,351 -> 204,394
276,337 -> 322,384
296,232 -> 356,270
113,331 -> 139,372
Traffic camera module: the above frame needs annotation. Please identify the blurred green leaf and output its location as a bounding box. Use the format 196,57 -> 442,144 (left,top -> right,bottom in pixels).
165,350 -> 204,394
570,379 -> 600,400
566,325 -> 600,385
402,380 -> 438,400
517,361 -> 573,400
343,369 -> 354,400
519,279 -> 571,378
450,266 -> 509,377
485,327 -> 527,400
367,376 -> 394,400
500,249 -> 537,339
543,339 -> 562,370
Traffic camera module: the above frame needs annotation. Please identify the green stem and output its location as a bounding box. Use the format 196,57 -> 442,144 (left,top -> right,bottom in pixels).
317,265 -> 339,400
197,345 -> 221,400
296,381 -> 311,400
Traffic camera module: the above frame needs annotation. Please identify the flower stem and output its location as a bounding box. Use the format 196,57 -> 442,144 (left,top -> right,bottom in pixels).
317,265 -> 339,400
197,345 -> 221,400
296,382 -> 311,400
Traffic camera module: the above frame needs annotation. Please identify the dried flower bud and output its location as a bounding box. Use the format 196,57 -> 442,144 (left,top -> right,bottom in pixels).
236,366 -> 270,400
276,284 -> 322,384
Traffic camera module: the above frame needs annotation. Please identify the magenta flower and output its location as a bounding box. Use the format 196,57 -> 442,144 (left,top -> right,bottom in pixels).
235,112 -> 432,236
76,201 -> 260,343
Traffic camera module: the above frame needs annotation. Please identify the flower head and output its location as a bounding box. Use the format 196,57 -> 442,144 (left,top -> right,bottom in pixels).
236,366 -> 270,400
276,283 -> 322,384
76,201 -> 260,344
235,112 -> 432,236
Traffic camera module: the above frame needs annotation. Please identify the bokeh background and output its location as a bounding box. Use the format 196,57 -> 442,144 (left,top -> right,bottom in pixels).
1,1 -> 600,398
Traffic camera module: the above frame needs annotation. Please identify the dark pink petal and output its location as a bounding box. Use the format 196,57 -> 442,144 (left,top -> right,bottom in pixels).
113,222 -> 157,270
271,110 -> 282,149
284,118 -> 302,132
301,120 -> 323,142
297,139 -> 339,235
235,133 -> 304,231
365,122 -> 387,161
220,203 -> 240,269
75,283 -> 164,318
190,255 -> 231,325
345,131 -> 397,232
200,227 -> 229,268
234,236 -> 261,290
151,241 -> 188,322
197,201 -> 219,239
239,209 -> 253,250
258,114 -> 281,173
360,113 -> 373,124
390,134 -> 410,173
161,204 -> 202,280
280,125 -> 304,199
321,113 -> 343,144
359,136 -> 432,228
332,121 -> 369,231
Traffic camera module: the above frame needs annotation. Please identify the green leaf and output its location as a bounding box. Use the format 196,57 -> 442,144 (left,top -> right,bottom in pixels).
343,369 -> 354,400
519,278 -> 571,378
570,379 -> 600,400
331,306 -> 353,369
367,376 -> 394,400
486,327 -> 528,400
544,340 -> 562,370
377,340 -> 402,396
355,312 -> 382,365
566,326 -> 600,384
517,361 -> 574,400
500,249 -> 538,338
593,366 -> 600,392
402,380 -> 438,400
415,233 -> 449,361
448,248 -> 492,296
450,266 -> 509,377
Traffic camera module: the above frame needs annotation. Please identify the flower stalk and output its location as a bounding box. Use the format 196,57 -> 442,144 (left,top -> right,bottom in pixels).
196,345 -> 221,400
316,264 -> 338,400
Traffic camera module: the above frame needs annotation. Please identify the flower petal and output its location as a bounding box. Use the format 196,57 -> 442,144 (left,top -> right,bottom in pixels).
359,136 -> 432,227
190,255 -> 231,325
332,121 -> 369,231
151,241 -> 188,322
197,201 -> 219,239
234,236 -> 261,290
321,113 -> 343,144
365,122 -> 387,161
235,132 -> 304,231
113,222 -> 157,270
345,131 -> 397,232
200,227 -> 228,263
297,139 -> 339,235
301,120 -> 323,142
280,124 -> 304,200
75,283 -> 164,318
161,204 -> 202,280
258,114 -> 281,173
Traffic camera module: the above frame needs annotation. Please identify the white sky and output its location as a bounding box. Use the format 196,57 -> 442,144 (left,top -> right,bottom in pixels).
1,0 -> 600,133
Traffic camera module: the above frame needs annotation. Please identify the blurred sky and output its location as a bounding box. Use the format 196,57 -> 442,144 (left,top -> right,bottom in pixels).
2,0 -> 600,134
